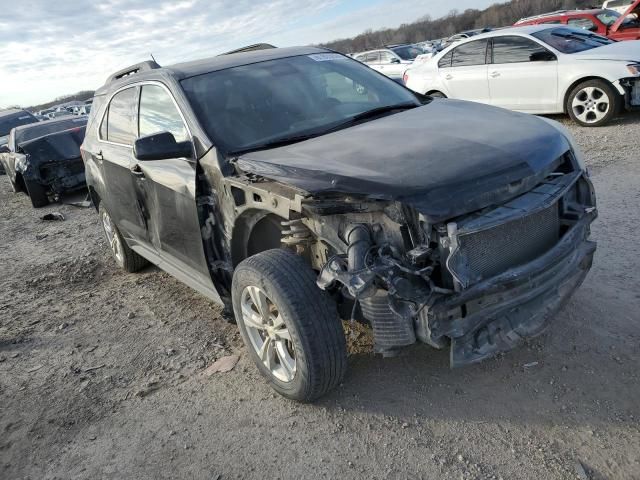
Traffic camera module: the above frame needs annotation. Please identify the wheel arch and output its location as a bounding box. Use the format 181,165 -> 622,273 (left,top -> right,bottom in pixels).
14,172 -> 26,193
562,76 -> 621,114
230,209 -> 286,268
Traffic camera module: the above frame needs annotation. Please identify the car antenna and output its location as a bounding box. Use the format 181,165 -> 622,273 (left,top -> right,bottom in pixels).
150,53 -> 158,64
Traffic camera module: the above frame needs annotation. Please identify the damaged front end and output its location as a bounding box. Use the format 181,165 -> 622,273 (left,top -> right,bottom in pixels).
310,153 -> 597,365
17,126 -> 87,194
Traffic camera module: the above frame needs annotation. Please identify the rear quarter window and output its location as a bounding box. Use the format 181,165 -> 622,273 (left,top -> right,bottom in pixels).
103,87 -> 138,145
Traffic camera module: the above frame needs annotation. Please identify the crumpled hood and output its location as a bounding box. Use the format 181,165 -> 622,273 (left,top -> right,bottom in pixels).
236,99 -> 571,221
18,126 -> 86,166
572,40 -> 640,61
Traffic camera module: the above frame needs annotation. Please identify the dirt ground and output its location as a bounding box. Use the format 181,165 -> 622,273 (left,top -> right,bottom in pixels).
1,113 -> 639,480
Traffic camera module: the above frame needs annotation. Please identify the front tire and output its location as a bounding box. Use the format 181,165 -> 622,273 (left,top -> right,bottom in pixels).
24,180 -> 49,208
567,80 -> 621,127
99,204 -> 148,273
232,249 -> 347,402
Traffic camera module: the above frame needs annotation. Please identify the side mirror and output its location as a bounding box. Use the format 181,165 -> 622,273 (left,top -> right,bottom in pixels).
0,145 -> 9,154
133,132 -> 192,161
530,51 -> 557,62
390,57 -> 401,64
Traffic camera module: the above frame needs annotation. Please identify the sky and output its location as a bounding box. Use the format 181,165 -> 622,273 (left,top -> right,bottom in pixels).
0,0 -> 498,108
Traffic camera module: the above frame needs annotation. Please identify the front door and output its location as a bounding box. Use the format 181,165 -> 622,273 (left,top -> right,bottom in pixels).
132,83 -> 210,279
488,36 -> 558,113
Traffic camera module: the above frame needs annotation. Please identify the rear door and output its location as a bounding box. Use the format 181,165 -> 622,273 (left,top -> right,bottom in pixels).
488,36 -> 558,113
133,83 -> 210,279
439,39 -> 490,103
96,86 -> 150,244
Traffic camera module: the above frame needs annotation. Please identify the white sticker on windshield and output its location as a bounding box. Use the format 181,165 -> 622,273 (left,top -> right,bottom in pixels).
308,53 -> 346,62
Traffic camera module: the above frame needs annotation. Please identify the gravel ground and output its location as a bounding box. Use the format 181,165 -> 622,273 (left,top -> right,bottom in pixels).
1,113 -> 639,480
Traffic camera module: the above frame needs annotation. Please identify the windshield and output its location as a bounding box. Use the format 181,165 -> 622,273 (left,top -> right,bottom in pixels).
597,9 -> 621,26
532,27 -> 614,53
14,117 -> 87,146
391,46 -> 423,60
181,53 -> 420,153
0,111 -> 37,136
0,135 -> 7,146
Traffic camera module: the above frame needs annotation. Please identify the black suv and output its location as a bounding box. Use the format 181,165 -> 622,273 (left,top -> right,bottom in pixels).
82,46 -> 597,402
1,116 -> 87,207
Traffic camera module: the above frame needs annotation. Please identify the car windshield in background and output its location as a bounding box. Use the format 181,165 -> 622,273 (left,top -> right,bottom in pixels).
597,10 -> 621,26
15,117 -> 87,145
0,135 -> 8,146
181,53 -> 420,153
532,27 -> 614,53
391,46 -> 424,60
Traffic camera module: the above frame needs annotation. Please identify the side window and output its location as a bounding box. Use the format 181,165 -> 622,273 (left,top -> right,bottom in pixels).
541,19 -> 562,24
138,85 -> 188,142
568,18 -> 597,31
99,108 -> 108,140
451,39 -> 489,67
379,51 -> 395,63
365,52 -> 380,64
106,87 -> 137,145
492,36 -> 550,64
438,51 -> 453,68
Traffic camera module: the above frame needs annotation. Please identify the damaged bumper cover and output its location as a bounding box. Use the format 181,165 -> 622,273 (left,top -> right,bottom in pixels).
421,213 -> 596,366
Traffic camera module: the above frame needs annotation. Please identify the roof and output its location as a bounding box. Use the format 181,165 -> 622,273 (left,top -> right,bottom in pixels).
516,8 -> 605,23
13,115 -> 85,134
96,46 -> 330,95
0,108 -> 31,119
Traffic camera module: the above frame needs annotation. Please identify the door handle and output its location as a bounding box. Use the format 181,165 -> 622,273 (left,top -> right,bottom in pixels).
490,71 -> 501,78
130,164 -> 145,178
95,151 -> 104,162
445,74 -> 453,80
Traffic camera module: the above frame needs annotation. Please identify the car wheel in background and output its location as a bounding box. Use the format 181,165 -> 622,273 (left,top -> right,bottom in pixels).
24,180 -> 49,208
99,204 -> 148,273
567,80 -> 621,127
427,91 -> 447,98
232,249 -> 347,402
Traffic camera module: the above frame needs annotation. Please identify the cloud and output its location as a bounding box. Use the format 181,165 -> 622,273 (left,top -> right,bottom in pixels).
0,0 -> 495,107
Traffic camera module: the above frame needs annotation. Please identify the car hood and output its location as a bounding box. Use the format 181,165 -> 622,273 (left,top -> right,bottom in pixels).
572,40 -> 640,61
236,100 -> 571,221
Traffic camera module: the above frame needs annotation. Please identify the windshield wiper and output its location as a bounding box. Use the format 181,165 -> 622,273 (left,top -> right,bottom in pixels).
349,103 -> 419,122
230,133 -> 322,155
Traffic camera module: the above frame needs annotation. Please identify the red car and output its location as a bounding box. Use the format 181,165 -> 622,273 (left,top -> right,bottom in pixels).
515,0 -> 640,41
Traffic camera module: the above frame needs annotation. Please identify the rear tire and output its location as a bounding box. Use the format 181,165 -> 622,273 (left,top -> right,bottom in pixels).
232,249 -> 347,402
99,204 -> 148,273
566,79 -> 621,127
24,180 -> 49,208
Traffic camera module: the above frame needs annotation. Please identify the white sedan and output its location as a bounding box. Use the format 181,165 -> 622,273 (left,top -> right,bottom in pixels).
404,25 -> 640,126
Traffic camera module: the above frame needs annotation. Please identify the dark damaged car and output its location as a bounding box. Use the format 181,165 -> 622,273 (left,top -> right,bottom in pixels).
0,109 -> 39,175
0,116 -> 88,207
81,47 -> 597,402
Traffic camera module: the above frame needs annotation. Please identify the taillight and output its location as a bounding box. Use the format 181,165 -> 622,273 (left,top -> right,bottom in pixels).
403,72 -> 409,85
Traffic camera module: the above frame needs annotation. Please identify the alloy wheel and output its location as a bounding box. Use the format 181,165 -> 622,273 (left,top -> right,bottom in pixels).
572,86 -> 610,124
240,285 -> 296,383
102,210 -> 123,263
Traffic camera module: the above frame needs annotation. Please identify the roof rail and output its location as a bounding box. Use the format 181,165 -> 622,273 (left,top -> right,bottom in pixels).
219,43 -> 276,55
515,10 -> 571,24
106,60 -> 161,84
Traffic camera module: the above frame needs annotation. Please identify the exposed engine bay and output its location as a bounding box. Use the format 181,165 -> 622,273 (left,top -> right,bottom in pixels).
288,154 -> 597,365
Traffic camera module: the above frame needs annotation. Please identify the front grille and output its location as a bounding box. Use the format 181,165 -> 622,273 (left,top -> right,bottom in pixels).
631,80 -> 640,107
454,202 -> 560,283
